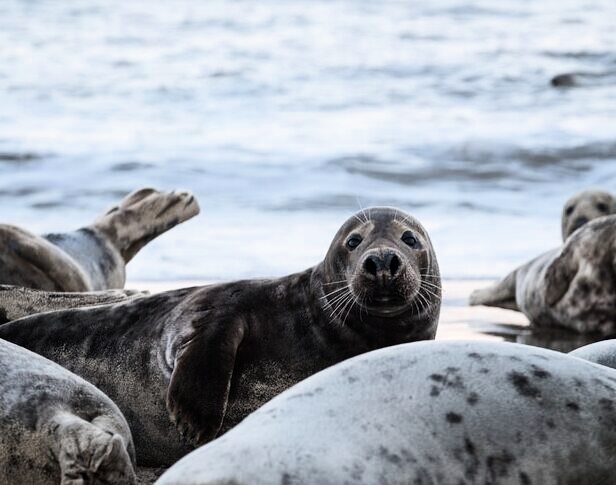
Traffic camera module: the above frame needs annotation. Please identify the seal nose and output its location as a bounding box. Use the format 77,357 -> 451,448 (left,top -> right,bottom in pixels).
362,252 -> 402,284
572,216 -> 589,232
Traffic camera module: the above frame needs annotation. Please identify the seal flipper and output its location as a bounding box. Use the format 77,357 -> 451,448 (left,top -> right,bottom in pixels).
543,248 -> 579,306
469,270 -> 520,311
0,285 -> 146,323
92,188 -> 200,264
166,319 -> 246,446
50,412 -> 136,485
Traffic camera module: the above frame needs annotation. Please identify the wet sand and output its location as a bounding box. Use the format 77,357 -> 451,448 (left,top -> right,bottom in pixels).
129,278 -> 599,484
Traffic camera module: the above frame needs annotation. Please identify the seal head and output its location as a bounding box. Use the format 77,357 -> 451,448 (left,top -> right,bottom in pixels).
318,207 -> 440,332
561,189 -> 615,240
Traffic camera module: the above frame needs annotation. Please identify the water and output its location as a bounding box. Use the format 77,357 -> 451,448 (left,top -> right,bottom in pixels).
1,0 -> 615,281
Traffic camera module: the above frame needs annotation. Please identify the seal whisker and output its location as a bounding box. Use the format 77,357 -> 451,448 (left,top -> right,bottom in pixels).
325,292 -> 352,315
320,285 -> 351,300
322,280 -> 350,286
328,290 -> 353,317
330,293 -> 354,325
420,285 -> 441,302
341,295 -> 358,328
420,281 -> 442,294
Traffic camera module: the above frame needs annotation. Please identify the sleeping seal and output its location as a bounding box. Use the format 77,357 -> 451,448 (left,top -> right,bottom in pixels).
156,340 -> 616,485
0,207 -> 441,466
470,215 -> 616,334
561,189 -> 615,240
0,338 -> 136,484
0,187 -> 199,291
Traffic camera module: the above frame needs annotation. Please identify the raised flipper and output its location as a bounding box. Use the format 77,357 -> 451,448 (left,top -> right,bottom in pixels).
469,270 -> 520,311
0,285 -> 146,324
50,412 -> 136,485
166,318 -> 246,446
0,225 -> 90,292
92,188 -> 200,263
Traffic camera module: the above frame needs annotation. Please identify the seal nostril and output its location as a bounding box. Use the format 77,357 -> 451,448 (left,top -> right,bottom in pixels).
389,254 -> 401,277
364,257 -> 378,277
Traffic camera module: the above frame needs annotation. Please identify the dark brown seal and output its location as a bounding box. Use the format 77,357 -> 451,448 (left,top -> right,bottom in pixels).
0,207 -> 441,466
0,187 -> 199,291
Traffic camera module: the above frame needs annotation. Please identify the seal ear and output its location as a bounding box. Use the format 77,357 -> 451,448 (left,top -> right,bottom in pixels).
544,251 -> 578,306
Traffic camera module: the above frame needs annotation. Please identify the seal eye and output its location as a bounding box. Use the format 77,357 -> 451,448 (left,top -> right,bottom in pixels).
401,231 -> 418,248
597,202 -> 609,213
565,205 -> 575,216
346,235 -> 362,250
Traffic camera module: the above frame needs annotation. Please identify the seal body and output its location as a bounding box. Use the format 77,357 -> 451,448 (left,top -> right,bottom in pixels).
570,339 -> 616,369
156,340 -> 616,485
0,187 -> 199,291
470,215 -> 616,334
0,338 -> 136,485
0,207 -> 441,466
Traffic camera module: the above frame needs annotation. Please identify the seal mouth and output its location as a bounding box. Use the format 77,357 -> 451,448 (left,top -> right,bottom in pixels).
361,292 -> 412,317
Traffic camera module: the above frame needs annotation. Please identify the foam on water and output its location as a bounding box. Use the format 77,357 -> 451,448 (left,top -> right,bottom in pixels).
1,0 -> 615,280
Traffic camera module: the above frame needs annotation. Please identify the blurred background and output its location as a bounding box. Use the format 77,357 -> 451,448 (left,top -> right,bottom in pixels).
1,0 -> 615,282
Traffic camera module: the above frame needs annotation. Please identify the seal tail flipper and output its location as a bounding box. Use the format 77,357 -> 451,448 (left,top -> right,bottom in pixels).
91,187 -> 200,264
0,225 -> 90,292
52,413 -> 136,485
0,285 -> 147,324
469,270 -> 520,311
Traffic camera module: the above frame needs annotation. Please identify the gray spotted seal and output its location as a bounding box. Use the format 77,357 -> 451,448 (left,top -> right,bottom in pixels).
470,214 -> 616,334
561,189 -> 615,240
570,339 -> 616,369
0,338 -> 136,484
0,207 -> 441,466
156,340 -> 616,485
0,187 -> 199,291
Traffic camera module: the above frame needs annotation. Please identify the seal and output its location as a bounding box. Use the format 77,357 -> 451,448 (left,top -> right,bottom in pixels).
561,189 -> 615,240
156,340 -> 616,485
0,338 -> 136,485
551,71 -> 616,88
0,284 -> 146,324
0,187 -> 200,291
0,207 -> 441,466
569,339 -> 616,369
470,215 -> 616,334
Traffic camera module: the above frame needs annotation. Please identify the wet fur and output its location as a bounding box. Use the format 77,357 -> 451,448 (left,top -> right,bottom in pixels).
157,340 -> 616,485
0,207 -> 441,466
470,215 -> 616,334
0,188 -> 199,291
0,339 -> 136,485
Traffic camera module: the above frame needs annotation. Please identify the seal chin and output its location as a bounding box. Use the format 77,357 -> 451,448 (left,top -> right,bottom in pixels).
362,302 -> 412,318
360,292 -> 414,318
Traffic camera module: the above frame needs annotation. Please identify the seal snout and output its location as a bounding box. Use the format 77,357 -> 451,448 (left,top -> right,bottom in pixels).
362,250 -> 402,286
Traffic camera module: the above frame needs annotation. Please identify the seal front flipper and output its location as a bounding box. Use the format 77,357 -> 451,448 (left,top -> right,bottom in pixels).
167,319 -> 246,446
469,269 -> 519,311
543,247 -> 579,306
92,187 -> 200,264
51,412 -> 136,485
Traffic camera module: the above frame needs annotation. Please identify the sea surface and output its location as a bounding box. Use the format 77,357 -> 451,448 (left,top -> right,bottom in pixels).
1,0 -> 615,281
